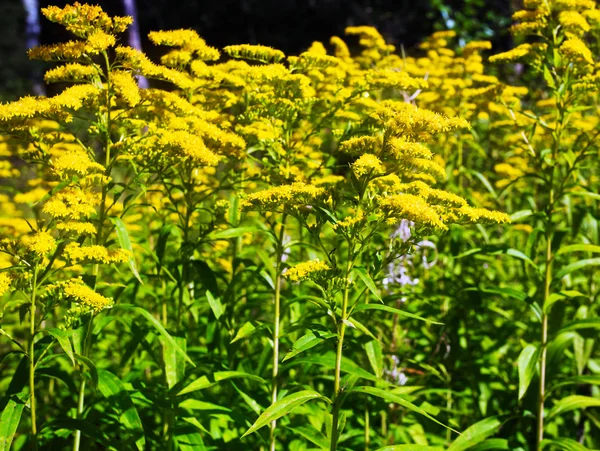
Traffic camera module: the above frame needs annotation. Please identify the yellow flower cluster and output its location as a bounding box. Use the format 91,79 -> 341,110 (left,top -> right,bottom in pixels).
284,260 -> 330,283
42,187 -> 99,220
0,273 -> 13,296
352,154 -> 386,178
64,243 -> 130,265
50,147 -> 105,179
242,183 -> 325,210
21,231 -> 57,257
63,278 -> 113,312
224,44 -> 285,64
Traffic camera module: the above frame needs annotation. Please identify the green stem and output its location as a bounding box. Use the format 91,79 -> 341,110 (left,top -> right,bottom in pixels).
537,232 -> 552,450
330,255 -> 353,451
72,314 -> 94,451
29,264 -> 39,450
270,215 -> 287,451
364,406 -> 370,451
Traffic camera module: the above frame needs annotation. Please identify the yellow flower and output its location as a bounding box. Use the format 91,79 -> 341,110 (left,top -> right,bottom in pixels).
224,44 -> 285,63
63,278 -> 113,312
559,11 -> 591,34
284,260 -> 330,283
111,70 -> 140,107
242,183 -> 325,210
55,222 -> 97,235
51,148 -> 105,179
380,193 -> 447,230
44,63 -> 99,83
0,273 -> 12,296
489,44 -> 533,63
352,154 -> 386,178
560,37 -> 594,65
43,187 -> 99,220
21,231 -> 57,257
64,242 -> 130,265
365,70 -> 428,91
339,136 -> 382,155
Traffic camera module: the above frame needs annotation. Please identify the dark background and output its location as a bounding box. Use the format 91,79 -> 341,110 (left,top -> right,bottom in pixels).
1,0 -> 518,100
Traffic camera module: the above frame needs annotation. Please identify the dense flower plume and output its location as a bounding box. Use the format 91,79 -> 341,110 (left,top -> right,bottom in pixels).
0,2 -> 599,450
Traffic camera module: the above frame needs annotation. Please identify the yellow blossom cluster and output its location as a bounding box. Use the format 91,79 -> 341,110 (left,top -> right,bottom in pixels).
0,272 -> 12,296
242,183 -> 325,211
21,231 -> 57,257
64,243 -> 129,265
284,260 -> 330,283
63,278 -> 113,312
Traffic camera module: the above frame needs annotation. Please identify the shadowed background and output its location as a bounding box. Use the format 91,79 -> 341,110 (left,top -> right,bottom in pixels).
1,0 -> 518,100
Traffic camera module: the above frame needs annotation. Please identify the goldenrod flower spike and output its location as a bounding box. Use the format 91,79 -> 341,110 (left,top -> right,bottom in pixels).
284,260 -> 330,283
224,44 -> 285,64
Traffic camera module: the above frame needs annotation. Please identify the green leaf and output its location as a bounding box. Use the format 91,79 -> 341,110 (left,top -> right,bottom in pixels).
541,438 -> 591,451
179,399 -> 231,412
348,386 -> 456,433
155,224 -> 173,268
557,244 -> 600,255
510,210 -> 533,222
376,446 -> 442,451
544,290 -> 586,313
205,290 -> 224,320
0,397 -> 25,451
74,354 -> 98,388
469,439 -> 510,451
288,352 -> 381,384
556,258 -> 600,279
352,267 -> 381,302
242,390 -> 328,438
518,344 -> 539,400
287,424 -> 329,449
174,425 -> 206,451
231,321 -> 258,344
365,340 -> 383,378
113,305 -> 195,366
556,319 -> 600,335
177,371 -> 265,396
207,226 -> 260,241
475,286 -> 528,303
162,335 -> 186,389
191,260 -> 220,297
111,217 -> 143,284
283,331 -> 337,362
46,328 -> 75,366
551,375 -> 600,391
352,303 -> 443,325
447,417 -> 503,451
97,369 -> 145,451
548,395 -> 600,419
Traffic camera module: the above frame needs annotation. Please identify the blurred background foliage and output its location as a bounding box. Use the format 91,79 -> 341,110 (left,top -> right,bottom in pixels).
1,0 -> 518,100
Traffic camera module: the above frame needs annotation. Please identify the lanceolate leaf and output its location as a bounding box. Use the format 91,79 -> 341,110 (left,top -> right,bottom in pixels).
177,371 -> 265,396
548,395 -> 600,419
287,424 -> 329,449
0,397 -> 25,451
348,386 -> 456,433
113,305 -> 195,366
242,390 -> 328,438
283,330 -> 337,362
111,217 -> 143,284
352,267 -> 382,301
517,344 -> 539,400
555,258 -> 600,279
376,446 -> 443,451
447,417 -> 503,451
540,438 -> 590,451
352,303 -> 443,325
97,369 -> 145,451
